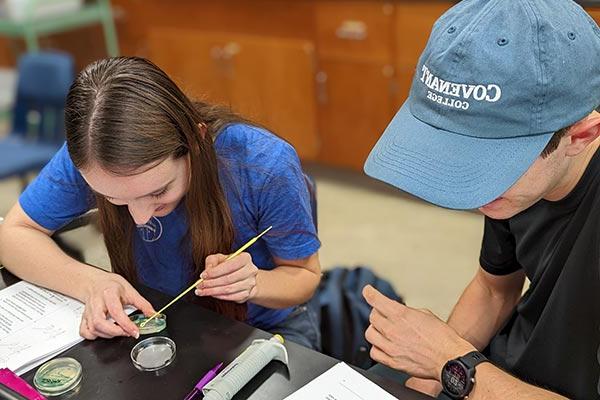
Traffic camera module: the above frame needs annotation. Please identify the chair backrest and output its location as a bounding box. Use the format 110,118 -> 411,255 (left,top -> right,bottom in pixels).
11,51 -> 74,144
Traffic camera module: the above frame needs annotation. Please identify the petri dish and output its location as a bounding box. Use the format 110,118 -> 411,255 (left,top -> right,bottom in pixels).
130,336 -> 176,372
33,357 -> 82,396
129,313 -> 167,335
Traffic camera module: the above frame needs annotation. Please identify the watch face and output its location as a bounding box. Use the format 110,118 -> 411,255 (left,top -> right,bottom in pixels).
442,360 -> 468,396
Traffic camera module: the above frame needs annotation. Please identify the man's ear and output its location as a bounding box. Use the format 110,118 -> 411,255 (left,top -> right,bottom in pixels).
565,114 -> 600,157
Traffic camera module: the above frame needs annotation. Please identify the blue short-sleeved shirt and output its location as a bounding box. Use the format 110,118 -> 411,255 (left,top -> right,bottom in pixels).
19,124 -> 321,329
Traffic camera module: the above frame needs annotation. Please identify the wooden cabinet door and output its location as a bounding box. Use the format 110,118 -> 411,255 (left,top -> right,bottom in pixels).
147,29 -> 231,106
394,2 -> 454,107
317,60 -> 396,171
315,1 -> 396,171
226,36 -> 319,160
147,29 -> 319,160
315,1 -> 395,63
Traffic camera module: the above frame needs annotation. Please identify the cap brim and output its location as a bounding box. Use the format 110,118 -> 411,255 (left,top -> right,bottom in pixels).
364,102 -> 554,209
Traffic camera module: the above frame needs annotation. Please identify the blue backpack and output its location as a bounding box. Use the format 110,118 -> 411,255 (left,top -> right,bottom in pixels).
317,266 -> 404,369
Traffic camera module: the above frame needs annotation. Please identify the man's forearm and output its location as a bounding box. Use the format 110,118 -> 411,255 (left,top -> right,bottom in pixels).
469,363 -> 566,399
446,269 -> 524,350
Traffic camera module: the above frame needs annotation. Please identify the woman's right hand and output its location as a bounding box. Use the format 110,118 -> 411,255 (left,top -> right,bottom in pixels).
79,273 -> 155,340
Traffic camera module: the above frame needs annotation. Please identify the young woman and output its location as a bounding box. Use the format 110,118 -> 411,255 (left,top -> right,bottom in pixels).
0,57 -> 322,350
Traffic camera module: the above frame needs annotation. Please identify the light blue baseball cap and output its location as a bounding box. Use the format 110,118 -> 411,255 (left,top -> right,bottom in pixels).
364,0 -> 600,209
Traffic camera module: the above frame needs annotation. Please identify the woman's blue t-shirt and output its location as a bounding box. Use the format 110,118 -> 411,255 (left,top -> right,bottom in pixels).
18,124 -> 321,329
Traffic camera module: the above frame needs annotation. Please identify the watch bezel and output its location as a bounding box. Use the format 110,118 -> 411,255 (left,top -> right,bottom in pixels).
441,359 -> 475,399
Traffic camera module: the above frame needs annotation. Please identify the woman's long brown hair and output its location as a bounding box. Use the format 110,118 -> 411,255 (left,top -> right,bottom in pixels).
64,57 -> 248,320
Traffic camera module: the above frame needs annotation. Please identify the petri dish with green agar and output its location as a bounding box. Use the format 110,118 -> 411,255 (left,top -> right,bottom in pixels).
130,336 -> 176,372
130,313 -> 167,335
33,357 -> 82,396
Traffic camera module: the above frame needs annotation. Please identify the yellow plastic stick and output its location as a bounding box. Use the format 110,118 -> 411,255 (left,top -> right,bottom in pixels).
140,226 -> 273,328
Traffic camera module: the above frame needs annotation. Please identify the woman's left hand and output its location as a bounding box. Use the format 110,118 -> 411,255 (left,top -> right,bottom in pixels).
195,252 -> 259,303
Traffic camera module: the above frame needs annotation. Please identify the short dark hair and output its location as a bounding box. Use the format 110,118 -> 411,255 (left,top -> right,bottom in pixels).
540,126 -> 570,158
541,105 -> 600,158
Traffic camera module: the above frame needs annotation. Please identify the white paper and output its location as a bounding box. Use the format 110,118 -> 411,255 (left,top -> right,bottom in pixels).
284,362 -> 398,400
0,281 -> 135,375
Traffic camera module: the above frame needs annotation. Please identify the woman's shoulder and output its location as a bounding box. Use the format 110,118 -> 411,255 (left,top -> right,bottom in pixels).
215,123 -> 299,165
41,142 -> 88,186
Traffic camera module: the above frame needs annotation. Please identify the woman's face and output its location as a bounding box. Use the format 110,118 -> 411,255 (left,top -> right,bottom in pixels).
81,156 -> 190,225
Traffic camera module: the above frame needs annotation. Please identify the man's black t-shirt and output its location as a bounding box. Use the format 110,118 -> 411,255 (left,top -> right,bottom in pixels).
480,148 -> 600,399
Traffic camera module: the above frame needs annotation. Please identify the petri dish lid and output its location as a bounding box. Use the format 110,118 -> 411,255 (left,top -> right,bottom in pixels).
33,357 -> 82,396
130,336 -> 176,372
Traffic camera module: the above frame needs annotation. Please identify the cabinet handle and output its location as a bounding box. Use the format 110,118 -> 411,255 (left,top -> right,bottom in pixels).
316,71 -> 328,104
335,20 -> 367,41
223,42 -> 241,59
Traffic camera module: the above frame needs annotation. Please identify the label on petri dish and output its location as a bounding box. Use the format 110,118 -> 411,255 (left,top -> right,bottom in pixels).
130,313 -> 167,335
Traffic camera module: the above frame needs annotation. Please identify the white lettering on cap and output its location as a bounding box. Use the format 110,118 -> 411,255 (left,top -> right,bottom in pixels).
420,65 -> 502,110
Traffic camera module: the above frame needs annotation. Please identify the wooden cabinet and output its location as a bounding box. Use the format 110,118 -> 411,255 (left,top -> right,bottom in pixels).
315,1 -> 395,63
394,2 -> 453,106
315,1 -> 396,170
317,60 -> 396,170
148,29 -> 319,160
1,1 -> 598,170
148,30 -> 230,105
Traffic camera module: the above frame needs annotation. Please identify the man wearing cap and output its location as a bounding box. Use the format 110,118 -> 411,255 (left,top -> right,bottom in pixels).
361,0 -> 600,399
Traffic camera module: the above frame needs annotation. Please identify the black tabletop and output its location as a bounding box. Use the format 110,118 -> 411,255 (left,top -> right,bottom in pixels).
0,268 -> 430,400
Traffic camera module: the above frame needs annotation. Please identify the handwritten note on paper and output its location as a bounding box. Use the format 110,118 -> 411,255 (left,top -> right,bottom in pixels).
0,281 -> 86,375
284,362 -> 398,400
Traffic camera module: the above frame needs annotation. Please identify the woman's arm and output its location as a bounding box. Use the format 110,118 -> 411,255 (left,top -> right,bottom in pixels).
0,203 -> 101,301
0,202 -> 155,339
253,253 -> 321,308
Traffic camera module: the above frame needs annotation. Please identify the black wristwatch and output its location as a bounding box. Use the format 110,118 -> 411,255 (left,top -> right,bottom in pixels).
441,351 -> 488,399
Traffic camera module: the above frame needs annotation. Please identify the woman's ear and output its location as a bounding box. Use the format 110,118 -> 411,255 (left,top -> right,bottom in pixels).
565,114 -> 600,157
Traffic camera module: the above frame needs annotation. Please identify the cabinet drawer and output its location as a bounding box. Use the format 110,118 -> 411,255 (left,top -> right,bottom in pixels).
315,1 -> 394,62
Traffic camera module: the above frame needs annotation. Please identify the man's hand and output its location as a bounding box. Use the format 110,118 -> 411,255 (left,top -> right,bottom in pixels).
405,377 -> 443,397
363,285 -> 475,380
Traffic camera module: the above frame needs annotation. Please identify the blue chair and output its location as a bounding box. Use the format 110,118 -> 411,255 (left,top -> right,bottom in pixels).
0,51 -> 74,184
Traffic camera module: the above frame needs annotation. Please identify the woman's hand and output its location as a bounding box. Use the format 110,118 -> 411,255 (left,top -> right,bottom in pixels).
80,273 -> 155,340
196,252 -> 259,303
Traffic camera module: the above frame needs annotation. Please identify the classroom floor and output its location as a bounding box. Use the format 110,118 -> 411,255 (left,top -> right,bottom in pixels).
0,163 -> 483,320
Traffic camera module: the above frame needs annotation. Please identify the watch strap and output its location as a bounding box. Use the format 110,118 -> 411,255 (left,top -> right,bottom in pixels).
457,351 -> 488,370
